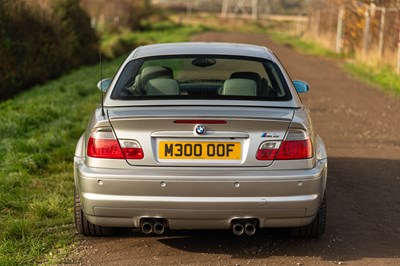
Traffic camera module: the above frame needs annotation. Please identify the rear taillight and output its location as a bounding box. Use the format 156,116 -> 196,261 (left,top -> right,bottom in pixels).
87,128 -> 144,159
275,139 -> 312,160
87,128 -> 124,159
119,140 -> 144,160
256,141 -> 280,160
256,129 -> 312,161
276,129 -> 312,160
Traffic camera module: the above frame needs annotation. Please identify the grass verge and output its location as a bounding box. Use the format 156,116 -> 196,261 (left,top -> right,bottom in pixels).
0,22 -> 205,265
344,62 -> 400,95
0,57 -> 124,265
101,20 -> 210,58
267,31 -> 344,59
192,14 -> 399,95
264,27 -> 400,95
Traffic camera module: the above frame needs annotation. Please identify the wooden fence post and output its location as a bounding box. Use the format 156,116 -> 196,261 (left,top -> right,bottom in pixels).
186,2 -> 193,20
363,5 -> 371,57
336,7 -> 345,53
252,0 -> 258,20
296,11 -> 302,37
378,7 -> 386,59
397,30 -> 400,74
315,9 -> 321,37
221,0 -> 229,18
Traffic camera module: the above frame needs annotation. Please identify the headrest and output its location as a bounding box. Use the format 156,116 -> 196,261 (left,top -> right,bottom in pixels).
146,78 -> 180,96
221,78 -> 257,96
141,66 -> 173,89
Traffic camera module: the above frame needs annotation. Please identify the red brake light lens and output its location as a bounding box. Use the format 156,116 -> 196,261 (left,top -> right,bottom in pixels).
87,128 -> 144,160
120,140 -> 144,160
87,137 -> 124,159
275,139 -> 312,160
256,129 -> 313,161
256,142 -> 279,160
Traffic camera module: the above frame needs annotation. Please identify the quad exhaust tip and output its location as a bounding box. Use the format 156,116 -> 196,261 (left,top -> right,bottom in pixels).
153,222 -> 165,235
141,218 -> 256,236
244,223 -> 256,236
141,219 -> 166,235
232,219 -> 258,236
232,223 -> 245,236
141,221 -> 153,234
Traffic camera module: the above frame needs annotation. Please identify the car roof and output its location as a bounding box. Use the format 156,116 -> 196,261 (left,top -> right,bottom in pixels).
130,42 -> 274,60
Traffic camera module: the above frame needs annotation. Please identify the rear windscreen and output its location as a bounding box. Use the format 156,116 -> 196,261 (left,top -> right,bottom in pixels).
111,55 -> 292,101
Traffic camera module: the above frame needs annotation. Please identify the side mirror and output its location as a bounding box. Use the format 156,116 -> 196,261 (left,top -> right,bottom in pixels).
293,80 -> 310,94
97,78 -> 112,93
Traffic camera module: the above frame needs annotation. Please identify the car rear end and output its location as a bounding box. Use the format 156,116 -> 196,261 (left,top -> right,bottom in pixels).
74,43 -> 327,237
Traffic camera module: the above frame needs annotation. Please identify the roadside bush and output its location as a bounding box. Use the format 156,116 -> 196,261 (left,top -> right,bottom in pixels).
81,0 -> 153,33
0,0 -> 98,100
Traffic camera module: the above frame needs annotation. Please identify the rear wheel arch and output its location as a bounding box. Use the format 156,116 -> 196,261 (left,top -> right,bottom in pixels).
74,188 -> 116,237
316,134 -> 328,197
290,193 -> 326,238
315,135 -> 327,160
74,134 -> 86,158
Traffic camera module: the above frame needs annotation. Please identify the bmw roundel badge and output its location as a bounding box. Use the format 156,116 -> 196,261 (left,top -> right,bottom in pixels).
195,124 -> 206,135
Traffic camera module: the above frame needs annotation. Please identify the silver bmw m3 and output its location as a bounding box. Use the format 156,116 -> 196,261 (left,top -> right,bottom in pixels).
74,42 -> 328,238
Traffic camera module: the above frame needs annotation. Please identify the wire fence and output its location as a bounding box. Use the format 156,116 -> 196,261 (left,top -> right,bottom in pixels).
305,2 -> 400,73
153,0 -> 400,73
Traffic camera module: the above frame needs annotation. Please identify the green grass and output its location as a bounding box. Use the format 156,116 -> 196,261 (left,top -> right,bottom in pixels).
199,16 -> 400,95
0,22 -> 205,265
178,16 -> 343,59
264,28 -> 400,95
232,21 -> 347,61
252,21 -> 400,96
344,62 -> 400,95
0,57 -> 124,265
266,31 -> 345,59
101,20 -> 210,58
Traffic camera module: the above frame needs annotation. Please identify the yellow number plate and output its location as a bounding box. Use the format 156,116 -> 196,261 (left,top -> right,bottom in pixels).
159,141 -> 241,160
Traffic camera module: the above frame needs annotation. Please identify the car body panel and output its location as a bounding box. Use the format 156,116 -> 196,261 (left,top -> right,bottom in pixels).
108,106 -> 294,166
74,42 -> 328,233
75,156 -> 327,229
132,42 -> 276,60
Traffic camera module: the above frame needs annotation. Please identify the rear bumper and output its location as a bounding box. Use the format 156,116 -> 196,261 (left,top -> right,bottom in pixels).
74,158 -> 327,229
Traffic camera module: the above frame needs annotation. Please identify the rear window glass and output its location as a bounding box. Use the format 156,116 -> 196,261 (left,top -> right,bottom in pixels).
111,55 -> 292,101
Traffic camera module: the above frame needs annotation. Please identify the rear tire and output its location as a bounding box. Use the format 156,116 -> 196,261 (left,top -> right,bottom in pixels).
290,194 -> 326,238
74,188 -> 115,237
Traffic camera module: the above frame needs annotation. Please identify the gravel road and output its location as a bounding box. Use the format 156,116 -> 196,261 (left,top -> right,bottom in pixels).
67,32 -> 400,265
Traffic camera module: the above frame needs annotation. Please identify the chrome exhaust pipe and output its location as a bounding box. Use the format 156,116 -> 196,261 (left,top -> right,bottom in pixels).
244,223 -> 256,235
232,223 -> 245,236
153,222 -> 165,235
141,221 -> 153,234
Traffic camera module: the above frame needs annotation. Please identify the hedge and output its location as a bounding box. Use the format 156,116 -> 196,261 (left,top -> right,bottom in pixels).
0,0 -> 98,100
